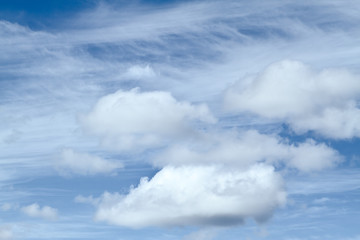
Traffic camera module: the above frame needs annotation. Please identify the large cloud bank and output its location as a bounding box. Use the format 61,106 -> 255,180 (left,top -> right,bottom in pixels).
78,81 -> 343,228
2,0 -> 360,238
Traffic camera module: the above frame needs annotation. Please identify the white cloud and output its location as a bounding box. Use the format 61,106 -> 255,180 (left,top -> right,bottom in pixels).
0,203 -> 17,211
1,0 -> 360,236
21,203 -> 58,221
74,195 -> 100,206
290,107 -> 360,139
1,203 -> 12,211
0,226 -> 12,240
94,164 -> 286,228
81,88 -> 216,151
288,139 -> 342,172
64,1 -> 225,44
122,65 -> 156,80
224,60 -> 360,139
56,148 -> 123,176
154,130 -> 342,172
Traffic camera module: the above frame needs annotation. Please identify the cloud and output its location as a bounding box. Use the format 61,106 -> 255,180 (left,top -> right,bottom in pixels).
0,203 -> 18,211
56,148 -> 123,176
224,60 -> 360,139
287,139 -> 342,172
81,88 -> 216,151
64,1 -> 225,44
21,203 -> 58,221
74,195 -> 100,206
287,169 -> 360,195
94,164 -> 286,228
1,0 -> 360,238
122,65 -> 156,80
0,226 -> 12,240
154,130 -> 342,172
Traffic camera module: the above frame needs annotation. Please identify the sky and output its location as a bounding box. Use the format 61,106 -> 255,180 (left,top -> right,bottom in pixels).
1,0 -> 360,239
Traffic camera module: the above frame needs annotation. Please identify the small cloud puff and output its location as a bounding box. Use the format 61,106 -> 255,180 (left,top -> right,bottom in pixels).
0,225 -> 13,240
123,65 -> 156,80
21,203 -> 58,221
56,148 -> 123,176
74,195 -> 100,206
0,203 -> 18,212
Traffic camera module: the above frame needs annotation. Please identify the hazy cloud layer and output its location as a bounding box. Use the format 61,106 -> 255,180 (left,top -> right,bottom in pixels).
0,226 -> 12,240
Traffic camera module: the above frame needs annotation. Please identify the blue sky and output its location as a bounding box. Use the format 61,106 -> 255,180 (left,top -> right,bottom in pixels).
1,0 -> 360,239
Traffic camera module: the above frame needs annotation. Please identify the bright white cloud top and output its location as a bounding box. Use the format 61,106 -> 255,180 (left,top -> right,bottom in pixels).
0,0 -> 360,240
95,164 -> 286,228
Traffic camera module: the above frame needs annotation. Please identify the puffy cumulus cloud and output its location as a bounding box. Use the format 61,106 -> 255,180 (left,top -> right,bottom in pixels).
56,148 -> 123,176
224,60 -> 360,139
21,203 -> 58,221
81,88 -> 216,151
290,107 -> 360,139
154,130 -> 342,172
94,164 -> 286,228
0,226 -> 12,240
287,139 -> 342,172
